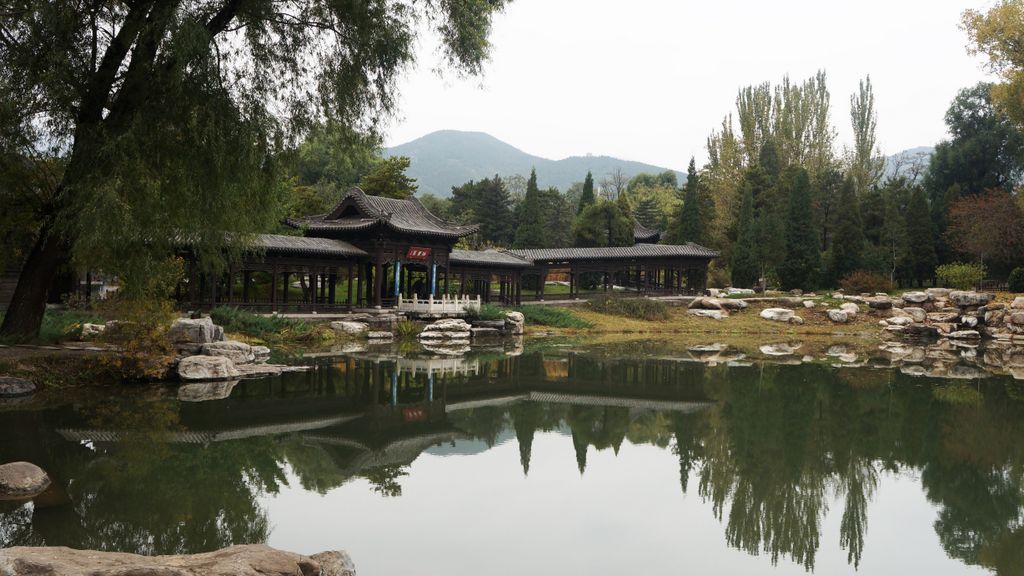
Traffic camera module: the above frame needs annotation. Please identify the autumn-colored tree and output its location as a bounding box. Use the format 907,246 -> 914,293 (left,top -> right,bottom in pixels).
947,189 -> 1024,273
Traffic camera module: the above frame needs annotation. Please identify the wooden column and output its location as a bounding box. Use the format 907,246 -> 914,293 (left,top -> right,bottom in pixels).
270,266 -> 278,308
328,272 -> 337,306
347,262 -> 354,307
373,259 -> 383,307
282,272 -> 289,304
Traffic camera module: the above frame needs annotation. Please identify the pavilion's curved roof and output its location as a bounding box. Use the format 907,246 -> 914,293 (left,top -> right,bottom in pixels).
256,234 -> 367,258
450,249 -> 533,268
285,188 -> 479,240
634,221 -> 661,243
507,242 -> 719,264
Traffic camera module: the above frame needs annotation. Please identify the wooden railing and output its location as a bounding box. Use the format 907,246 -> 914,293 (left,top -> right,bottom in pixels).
396,294 -> 481,315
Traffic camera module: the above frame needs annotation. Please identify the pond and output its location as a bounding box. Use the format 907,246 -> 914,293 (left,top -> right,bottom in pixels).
2,339 -> 1023,575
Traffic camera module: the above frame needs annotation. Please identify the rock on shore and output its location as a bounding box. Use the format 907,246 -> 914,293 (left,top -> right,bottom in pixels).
0,462 -> 50,500
0,544 -> 355,576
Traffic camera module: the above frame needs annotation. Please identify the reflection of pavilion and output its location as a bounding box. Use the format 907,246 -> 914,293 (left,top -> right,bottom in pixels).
53,351 -> 713,482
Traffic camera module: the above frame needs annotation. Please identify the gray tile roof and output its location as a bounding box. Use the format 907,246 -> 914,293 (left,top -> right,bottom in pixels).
507,243 -> 719,264
634,221 -> 661,243
450,249 -> 533,268
285,188 -> 479,240
256,234 -> 367,258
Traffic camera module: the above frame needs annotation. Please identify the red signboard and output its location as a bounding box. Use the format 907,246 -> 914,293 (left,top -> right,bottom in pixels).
406,246 -> 431,261
402,407 -> 427,422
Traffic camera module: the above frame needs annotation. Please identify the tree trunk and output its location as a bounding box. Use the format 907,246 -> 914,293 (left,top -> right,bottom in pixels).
0,228 -> 68,339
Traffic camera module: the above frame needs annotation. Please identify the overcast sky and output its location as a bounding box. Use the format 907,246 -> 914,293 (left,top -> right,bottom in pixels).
384,0 -> 994,171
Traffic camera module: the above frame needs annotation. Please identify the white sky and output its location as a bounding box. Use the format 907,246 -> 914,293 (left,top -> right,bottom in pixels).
383,0 -> 995,171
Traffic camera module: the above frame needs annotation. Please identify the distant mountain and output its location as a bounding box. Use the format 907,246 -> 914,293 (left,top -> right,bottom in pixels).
385,130 -> 684,197
883,146 -> 934,181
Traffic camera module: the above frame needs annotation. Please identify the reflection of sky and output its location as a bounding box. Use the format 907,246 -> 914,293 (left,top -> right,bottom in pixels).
261,433 -> 987,576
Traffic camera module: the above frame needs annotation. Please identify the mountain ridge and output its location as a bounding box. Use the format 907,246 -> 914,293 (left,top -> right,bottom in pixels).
384,130 -> 685,197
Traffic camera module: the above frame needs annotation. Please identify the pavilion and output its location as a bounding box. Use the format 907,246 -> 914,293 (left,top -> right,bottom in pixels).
177,187 -> 719,312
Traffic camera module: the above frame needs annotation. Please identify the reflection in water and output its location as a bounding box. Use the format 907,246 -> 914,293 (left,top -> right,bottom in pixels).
1,343 -> 1023,574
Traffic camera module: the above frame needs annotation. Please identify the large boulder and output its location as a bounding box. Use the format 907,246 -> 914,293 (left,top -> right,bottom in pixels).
167,317 -> 223,345
902,291 -> 930,303
331,321 -> 368,335
948,330 -> 982,340
688,297 -> 722,310
902,307 -> 927,323
839,302 -> 860,316
80,323 -> 106,339
0,461 -> 50,500
949,291 -> 994,308
760,308 -> 795,323
0,544 -> 355,576
200,340 -> 256,365
177,356 -> 240,381
866,297 -> 893,310
1012,297 -> 1024,310
505,311 -> 525,335
826,309 -> 849,323
0,377 -> 35,398
419,319 -> 472,340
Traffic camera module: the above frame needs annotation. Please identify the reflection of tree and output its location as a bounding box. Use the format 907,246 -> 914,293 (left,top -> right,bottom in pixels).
360,465 -> 409,497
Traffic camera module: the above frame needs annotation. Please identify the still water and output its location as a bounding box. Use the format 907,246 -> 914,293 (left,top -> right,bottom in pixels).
1,340 -> 1022,575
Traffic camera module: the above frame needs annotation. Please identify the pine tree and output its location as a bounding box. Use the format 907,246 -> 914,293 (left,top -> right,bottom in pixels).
578,171 -> 596,214
514,168 -> 547,248
634,196 -> 662,230
902,187 -> 938,286
731,187 -> 759,287
676,158 -> 702,243
778,168 -> 820,290
828,176 -> 864,284
574,201 -> 634,247
880,188 -> 907,284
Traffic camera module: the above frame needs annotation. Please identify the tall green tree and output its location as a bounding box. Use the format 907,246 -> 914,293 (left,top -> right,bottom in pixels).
514,169 -> 547,248
359,156 -> 417,199
675,158 -> 703,243
902,187 -> 938,286
449,175 -> 514,247
578,172 -> 596,214
731,188 -> 759,288
778,168 -> 820,290
828,177 -> 865,284
0,0 -> 508,338
847,76 -> 885,195
574,201 -> 633,248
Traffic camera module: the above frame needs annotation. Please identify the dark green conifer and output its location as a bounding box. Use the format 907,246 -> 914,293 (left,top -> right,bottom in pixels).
731,187 -> 759,287
578,171 -> 596,214
828,176 -> 865,284
778,168 -> 820,290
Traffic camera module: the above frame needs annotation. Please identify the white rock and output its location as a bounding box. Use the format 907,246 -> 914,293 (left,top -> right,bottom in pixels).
903,307 -> 927,323
331,321 -> 368,335
80,323 -> 106,339
1012,297 -> 1024,310
803,300 -> 816,309
886,316 -> 914,326
366,331 -> 394,340
949,291 -> 994,307
902,291 -> 930,303
948,330 -> 981,340
168,317 -> 222,344
960,315 -> 979,328
200,340 -> 255,365
422,319 -> 472,332
827,309 -> 849,323
760,308 -> 795,323
839,302 -> 860,316
178,356 -> 240,381
926,288 -> 951,299
689,309 -> 728,320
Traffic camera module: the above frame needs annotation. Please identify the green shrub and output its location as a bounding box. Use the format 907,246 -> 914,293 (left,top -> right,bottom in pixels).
935,262 -> 986,290
514,305 -> 593,328
839,270 -> 893,294
707,264 -> 731,289
587,295 -> 671,321
210,306 -> 315,340
1009,267 -> 1024,293
395,319 -> 422,339
468,303 -> 506,321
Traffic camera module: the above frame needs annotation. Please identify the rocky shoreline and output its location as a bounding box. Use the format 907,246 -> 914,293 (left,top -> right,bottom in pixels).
0,544 -> 354,576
